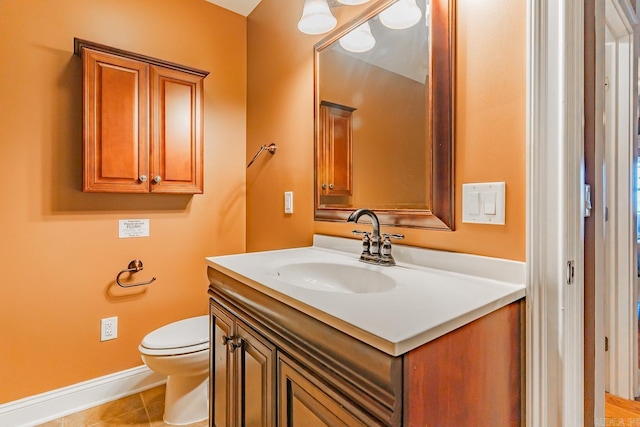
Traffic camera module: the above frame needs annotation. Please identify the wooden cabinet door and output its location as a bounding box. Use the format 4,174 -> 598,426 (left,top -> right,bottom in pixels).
150,65 -> 204,194
77,39 -> 207,194
210,304 -> 235,427
82,48 -> 149,192
277,354 -> 375,427
319,102 -> 354,197
236,323 -> 276,427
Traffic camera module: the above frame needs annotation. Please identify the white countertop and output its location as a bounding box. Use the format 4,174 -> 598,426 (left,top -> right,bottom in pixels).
206,235 -> 526,356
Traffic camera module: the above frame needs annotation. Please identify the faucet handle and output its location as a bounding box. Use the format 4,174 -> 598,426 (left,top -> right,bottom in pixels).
383,233 -> 405,240
379,233 -> 404,266
352,229 -> 372,258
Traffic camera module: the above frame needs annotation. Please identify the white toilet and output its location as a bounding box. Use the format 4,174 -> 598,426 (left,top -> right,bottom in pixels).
139,315 -> 209,425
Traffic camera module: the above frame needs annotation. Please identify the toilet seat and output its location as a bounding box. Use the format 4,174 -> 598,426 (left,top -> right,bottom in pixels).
139,315 -> 209,356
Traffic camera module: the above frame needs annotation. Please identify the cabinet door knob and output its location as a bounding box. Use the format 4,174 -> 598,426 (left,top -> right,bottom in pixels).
329,183 -> 334,189
322,183 -> 327,189
153,175 -> 162,183
221,335 -> 233,345
229,338 -> 244,353
139,175 -> 147,183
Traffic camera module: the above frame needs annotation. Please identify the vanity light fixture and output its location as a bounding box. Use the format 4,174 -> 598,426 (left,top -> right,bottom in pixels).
298,0 -> 337,35
379,0 -> 422,30
338,21 -> 376,53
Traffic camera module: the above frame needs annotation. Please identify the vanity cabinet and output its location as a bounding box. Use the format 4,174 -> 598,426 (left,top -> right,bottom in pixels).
210,302 -> 276,427
74,39 -> 207,194
318,101 -> 355,198
208,267 -> 523,427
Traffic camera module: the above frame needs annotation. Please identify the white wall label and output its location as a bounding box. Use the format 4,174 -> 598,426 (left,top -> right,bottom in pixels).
119,219 -> 150,238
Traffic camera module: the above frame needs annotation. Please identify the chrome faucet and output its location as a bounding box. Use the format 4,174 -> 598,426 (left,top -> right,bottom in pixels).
347,208 -> 404,266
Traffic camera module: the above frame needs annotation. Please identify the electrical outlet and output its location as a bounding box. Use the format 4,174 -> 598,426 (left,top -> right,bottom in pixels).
101,317 -> 118,341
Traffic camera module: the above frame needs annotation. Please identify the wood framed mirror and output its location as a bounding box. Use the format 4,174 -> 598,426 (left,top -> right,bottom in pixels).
314,0 -> 455,230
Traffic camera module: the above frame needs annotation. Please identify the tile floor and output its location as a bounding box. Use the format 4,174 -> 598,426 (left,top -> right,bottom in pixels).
35,384 -> 208,427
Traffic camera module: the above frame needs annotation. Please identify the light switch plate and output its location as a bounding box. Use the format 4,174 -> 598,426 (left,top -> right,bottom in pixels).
462,182 -> 506,225
284,191 -> 293,214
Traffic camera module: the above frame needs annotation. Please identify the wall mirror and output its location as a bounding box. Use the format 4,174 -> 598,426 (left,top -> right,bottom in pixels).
314,0 -> 455,230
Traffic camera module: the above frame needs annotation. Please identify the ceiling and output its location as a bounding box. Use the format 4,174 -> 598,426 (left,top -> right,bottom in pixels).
204,0 -> 262,16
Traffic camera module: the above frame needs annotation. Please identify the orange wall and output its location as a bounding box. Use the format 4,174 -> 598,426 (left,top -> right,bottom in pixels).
0,0 -> 246,403
247,0 -> 526,260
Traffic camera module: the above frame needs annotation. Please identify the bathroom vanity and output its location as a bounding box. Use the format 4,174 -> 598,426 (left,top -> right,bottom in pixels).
206,236 -> 525,426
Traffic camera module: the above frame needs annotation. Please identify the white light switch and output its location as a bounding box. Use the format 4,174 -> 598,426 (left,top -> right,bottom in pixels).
284,191 -> 293,214
484,191 -> 497,215
468,191 -> 481,215
462,182 -> 506,225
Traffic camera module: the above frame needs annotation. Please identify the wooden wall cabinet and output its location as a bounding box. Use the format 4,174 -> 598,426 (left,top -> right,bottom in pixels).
208,267 -> 523,427
74,39 -> 208,194
318,101 -> 355,197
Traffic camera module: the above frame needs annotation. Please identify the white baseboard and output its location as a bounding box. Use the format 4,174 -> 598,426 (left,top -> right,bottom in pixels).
0,365 -> 166,427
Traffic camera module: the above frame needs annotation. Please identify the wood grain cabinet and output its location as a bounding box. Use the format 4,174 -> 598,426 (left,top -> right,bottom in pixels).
210,302 -> 276,427
74,39 -> 208,194
318,101 -> 356,197
208,267 -> 523,427
277,353 -> 379,426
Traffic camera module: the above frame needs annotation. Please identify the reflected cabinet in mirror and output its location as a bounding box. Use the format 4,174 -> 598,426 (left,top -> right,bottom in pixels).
314,0 -> 455,230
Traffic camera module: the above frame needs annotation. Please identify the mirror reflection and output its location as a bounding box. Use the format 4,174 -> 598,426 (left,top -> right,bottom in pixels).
317,1 -> 429,210
315,0 -> 454,230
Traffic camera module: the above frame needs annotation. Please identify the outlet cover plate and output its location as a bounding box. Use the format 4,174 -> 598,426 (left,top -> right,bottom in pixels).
101,317 -> 118,341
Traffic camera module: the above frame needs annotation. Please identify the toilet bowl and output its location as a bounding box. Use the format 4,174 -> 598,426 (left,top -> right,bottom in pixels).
139,315 -> 209,425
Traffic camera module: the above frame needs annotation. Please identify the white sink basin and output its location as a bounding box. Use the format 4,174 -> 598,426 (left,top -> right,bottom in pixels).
272,262 -> 396,294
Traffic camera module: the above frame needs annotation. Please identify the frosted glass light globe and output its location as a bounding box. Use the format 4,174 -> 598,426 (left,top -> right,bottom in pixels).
298,0 -> 337,35
339,21 -> 376,53
379,0 -> 422,30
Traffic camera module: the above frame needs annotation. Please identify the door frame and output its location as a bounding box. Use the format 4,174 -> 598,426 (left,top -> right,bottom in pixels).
603,0 -> 638,401
526,0 -> 586,424
527,0 -> 638,425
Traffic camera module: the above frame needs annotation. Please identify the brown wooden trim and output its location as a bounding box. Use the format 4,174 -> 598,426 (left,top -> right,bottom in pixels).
320,100 -> 357,112
74,38 -> 209,77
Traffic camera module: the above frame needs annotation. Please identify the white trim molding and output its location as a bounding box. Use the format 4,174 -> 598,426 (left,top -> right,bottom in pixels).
527,0 -> 585,425
0,366 -> 165,427
603,0 -> 639,402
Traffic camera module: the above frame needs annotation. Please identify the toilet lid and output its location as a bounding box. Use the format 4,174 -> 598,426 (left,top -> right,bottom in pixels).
141,315 -> 209,350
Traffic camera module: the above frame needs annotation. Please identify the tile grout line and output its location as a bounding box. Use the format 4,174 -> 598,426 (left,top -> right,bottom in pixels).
141,390 -> 153,427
